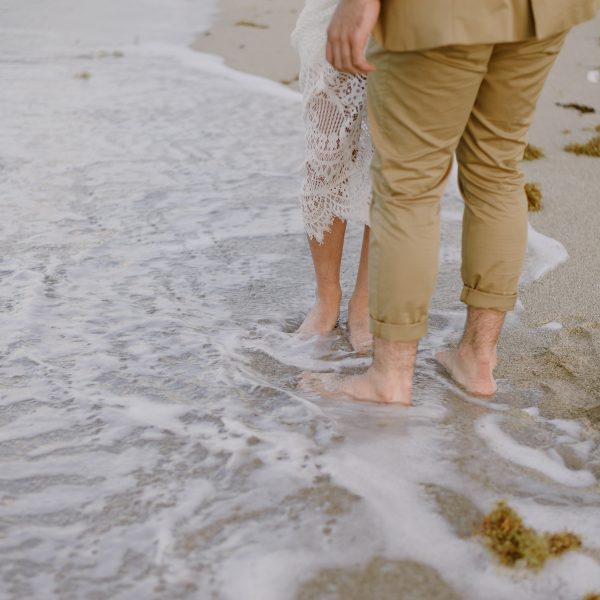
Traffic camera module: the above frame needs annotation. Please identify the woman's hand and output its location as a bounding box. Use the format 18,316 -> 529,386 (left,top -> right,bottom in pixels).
326,0 -> 381,75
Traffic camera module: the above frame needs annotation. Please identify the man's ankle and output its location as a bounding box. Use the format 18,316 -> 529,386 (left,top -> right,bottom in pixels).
366,366 -> 412,403
457,342 -> 496,368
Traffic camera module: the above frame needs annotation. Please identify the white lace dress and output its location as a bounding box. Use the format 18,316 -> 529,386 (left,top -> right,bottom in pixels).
291,0 -> 373,243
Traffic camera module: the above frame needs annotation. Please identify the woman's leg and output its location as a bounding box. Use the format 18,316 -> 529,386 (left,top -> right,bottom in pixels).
348,225 -> 372,352
294,24 -> 372,342
298,222 -> 373,351
297,217 -> 346,335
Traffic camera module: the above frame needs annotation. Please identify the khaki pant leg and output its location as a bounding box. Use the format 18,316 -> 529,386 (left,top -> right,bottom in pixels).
366,42 -> 492,342
458,31 -> 568,311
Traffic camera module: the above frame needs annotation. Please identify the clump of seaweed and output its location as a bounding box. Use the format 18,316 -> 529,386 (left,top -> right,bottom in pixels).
547,531 -> 582,555
480,501 -> 582,570
74,71 -> 92,80
583,594 -> 600,600
481,502 -> 546,568
235,19 -> 269,29
556,102 -> 596,114
564,135 -> 600,157
525,182 -> 543,212
523,144 -> 545,160
96,50 -> 124,59
280,74 -> 300,86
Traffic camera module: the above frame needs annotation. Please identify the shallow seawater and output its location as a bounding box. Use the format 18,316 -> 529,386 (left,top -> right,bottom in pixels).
1,3 -> 600,599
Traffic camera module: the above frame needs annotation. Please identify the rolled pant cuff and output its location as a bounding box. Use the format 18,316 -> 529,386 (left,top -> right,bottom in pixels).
460,285 -> 517,311
369,316 -> 427,342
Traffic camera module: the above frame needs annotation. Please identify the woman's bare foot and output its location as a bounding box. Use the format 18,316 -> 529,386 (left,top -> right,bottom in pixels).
297,287 -> 342,336
348,294 -> 372,353
435,347 -> 497,396
300,368 -> 412,405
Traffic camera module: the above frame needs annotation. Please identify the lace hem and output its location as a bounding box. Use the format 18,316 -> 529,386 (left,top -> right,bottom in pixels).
292,1 -> 373,243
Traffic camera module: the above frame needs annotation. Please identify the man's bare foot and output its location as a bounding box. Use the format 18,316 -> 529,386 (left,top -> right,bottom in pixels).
435,347 -> 497,396
435,307 -> 504,396
297,288 -> 342,336
348,295 -> 372,353
300,368 -> 412,405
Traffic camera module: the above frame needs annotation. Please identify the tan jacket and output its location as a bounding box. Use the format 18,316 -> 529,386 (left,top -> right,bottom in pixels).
373,0 -> 599,52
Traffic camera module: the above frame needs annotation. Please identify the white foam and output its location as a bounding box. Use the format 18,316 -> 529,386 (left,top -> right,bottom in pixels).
587,69 -> 600,84
0,0 -> 215,47
136,42 -> 302,102
522,224 -> 569,283
476,414 -> 596,488
540,321 -> 563,331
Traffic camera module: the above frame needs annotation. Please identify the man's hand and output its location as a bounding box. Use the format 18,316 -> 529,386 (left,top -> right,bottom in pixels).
326,0 -> 381,75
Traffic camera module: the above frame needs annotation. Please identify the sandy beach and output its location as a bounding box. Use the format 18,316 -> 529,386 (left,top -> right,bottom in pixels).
2,2 -> 600,599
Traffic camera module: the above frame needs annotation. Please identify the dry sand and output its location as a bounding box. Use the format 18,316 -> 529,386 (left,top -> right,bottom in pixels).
499,15 -> 600,418
193,0 -> 304,85
195,5 -> 600,416
521,15 -> 600,326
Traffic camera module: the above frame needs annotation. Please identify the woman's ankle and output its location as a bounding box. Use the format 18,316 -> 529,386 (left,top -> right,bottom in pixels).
315,284 -> 342,305
348,291 -> 368,311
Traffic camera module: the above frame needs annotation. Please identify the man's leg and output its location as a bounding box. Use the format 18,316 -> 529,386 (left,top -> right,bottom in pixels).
437,31 -> 568,395
305,42 -> 495,404
437,307 -> 504,395
302,338 -> 416,404
348,225 -> 373,353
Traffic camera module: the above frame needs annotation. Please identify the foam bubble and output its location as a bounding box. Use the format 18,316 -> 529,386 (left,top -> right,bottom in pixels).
476,414 -> 596,488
